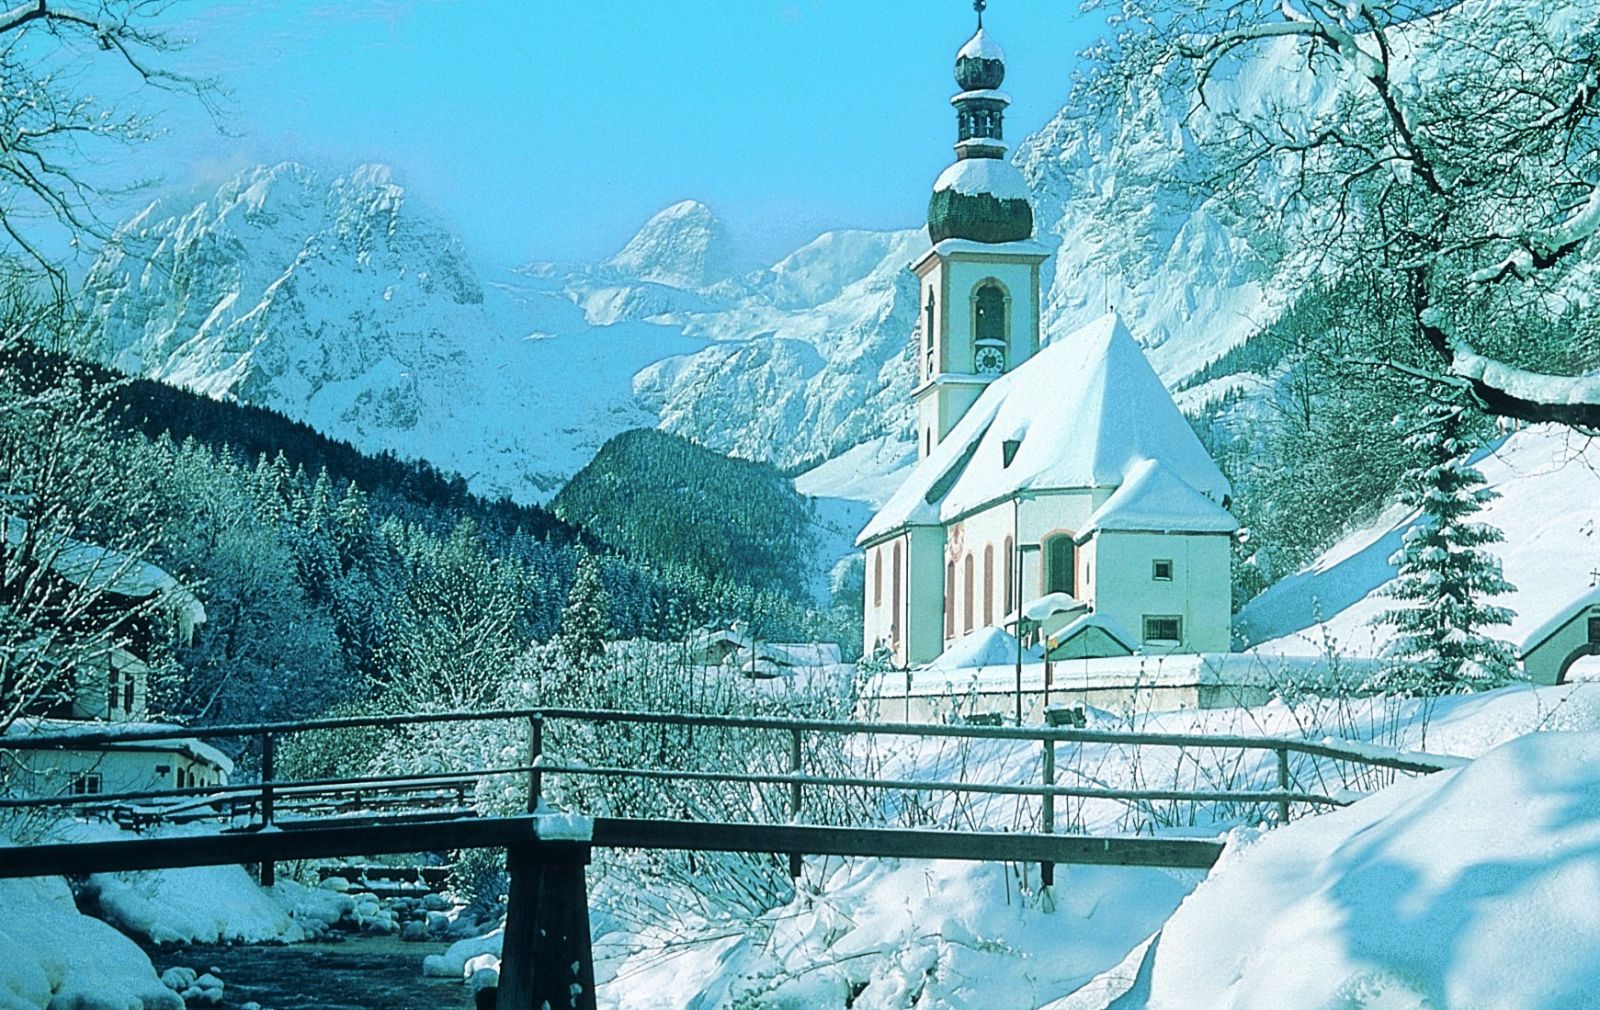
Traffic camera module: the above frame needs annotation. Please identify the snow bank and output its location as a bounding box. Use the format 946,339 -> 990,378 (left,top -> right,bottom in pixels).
89,868 -> 352,945
591,858 -> 1199,1010
1115,731 -> 1600,1010
58,823 -> 354,944
422,928 -> 503,978
0,876 -> 182,1010
1237,426 -> 1600,659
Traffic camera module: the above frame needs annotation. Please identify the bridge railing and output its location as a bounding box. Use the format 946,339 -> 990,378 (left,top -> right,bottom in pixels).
0,707 -> 1461,844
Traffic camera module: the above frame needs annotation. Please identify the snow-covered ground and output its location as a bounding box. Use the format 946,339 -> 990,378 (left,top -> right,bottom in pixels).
0,875 -> 184,1010
1071,730 -> 1600,1010
399,682 -> 1600,1010
9,682 -> 1600,1010
1238,426 -> 1600,660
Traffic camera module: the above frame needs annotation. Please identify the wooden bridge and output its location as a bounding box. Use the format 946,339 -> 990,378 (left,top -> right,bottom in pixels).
0,708 -> 1457,1010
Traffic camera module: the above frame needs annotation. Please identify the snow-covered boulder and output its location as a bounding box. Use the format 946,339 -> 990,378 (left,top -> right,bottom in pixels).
422,929 -> 504,979
0,876 -> 183,1010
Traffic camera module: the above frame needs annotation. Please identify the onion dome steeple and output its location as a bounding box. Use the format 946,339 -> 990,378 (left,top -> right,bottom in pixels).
928,0 -> 1034,245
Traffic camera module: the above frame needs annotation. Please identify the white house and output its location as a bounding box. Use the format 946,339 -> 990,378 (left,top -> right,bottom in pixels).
2,519 -> 229,799
857,11 -> 1237,669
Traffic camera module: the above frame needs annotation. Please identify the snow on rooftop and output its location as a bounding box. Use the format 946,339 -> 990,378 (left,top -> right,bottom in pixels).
924,625 -> 1040,671
1520,583 -> 1600,655
949,89 -> 1012,106
6,718 -> 234,774
1008,592 -> 1087,626
2,516 -> 206,632
1050,612 -> 1138,653
860,314 -> 1233,544
957,27 -> 1005,62
932,157 -> 1030,202
1083,457 -> 1239,537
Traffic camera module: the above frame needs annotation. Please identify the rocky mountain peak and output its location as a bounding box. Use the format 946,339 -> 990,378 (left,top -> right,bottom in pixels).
604,199 -> 735,290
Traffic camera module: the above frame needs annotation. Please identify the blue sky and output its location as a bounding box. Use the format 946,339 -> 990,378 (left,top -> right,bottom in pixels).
94,1 -> 1101,269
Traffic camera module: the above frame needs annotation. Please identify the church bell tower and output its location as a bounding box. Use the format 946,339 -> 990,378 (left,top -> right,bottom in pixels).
912,0 -> 1048,460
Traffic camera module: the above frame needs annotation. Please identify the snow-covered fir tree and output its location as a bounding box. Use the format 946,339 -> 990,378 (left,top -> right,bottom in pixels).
1371,402 -> 1517,694
559,551 -> 610,669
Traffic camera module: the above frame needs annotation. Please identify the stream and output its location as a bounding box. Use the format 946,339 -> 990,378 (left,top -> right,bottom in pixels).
141,937 -> 476,1010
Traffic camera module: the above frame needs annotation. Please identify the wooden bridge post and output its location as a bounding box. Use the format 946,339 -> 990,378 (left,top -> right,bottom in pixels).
527,715 -> 545,813
495,839 -> 597,1010
788,727 -> 803,879
1275,746 -> 1291,825
1040,738 -> 1055,888
259,731 -> 276,887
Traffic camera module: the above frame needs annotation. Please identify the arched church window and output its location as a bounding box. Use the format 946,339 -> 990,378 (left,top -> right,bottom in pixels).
945,561 -> 957,639
924,289 -> 936,376
891,542 -> 903,644
1003,536 -> 1015,616
963,553 -> 975,635
975,284 -> 1006,343
1043,534 -> 1076,597
982,545 -> 994,626
873,550 -> 883,608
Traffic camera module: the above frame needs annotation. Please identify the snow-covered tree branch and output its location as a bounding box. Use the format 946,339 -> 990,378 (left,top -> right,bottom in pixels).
1084,0 -> 1600,427
0,0 -> 219,301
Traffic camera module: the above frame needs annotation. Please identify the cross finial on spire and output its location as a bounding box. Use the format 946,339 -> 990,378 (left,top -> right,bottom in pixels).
974,0 -> 986,28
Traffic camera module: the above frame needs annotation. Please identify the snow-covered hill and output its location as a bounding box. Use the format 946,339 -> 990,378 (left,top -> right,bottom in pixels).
1237,425 -> 1600,663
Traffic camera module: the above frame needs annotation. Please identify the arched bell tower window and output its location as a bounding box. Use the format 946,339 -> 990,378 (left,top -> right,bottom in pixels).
972,282 -> 1007,375
975,284 -> 1006,341
924,288 -> 937,377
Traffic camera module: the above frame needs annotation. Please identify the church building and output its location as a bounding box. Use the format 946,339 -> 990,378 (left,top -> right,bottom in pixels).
857,6 -> 1238,668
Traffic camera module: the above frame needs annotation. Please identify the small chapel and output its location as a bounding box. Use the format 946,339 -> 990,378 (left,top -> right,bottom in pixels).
857,4 -> 1238,668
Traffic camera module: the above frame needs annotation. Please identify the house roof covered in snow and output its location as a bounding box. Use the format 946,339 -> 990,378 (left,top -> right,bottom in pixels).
7,718 -> 234,775
3,516 -> 206,633
1081,458 -> 1240,538
1047,613 -> 1138,654
923,624 -> 1040,671
858,313 -> 1233,545
1521,584 -> 1600,656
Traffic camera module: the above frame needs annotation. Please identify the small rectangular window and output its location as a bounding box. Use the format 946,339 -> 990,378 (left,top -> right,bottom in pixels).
1143,615 -> 1183,644
1152,559 -> 1174,582
1589,616 -> 1600,644
70,773 -> 103,796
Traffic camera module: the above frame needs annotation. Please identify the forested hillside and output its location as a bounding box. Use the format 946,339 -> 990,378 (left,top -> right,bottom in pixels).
553,429 -> 818,603
1,336 -> 833,734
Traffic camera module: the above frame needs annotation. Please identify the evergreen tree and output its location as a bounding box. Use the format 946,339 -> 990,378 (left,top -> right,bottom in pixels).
1371,402 -> 1517,694
559,551 -> 611,669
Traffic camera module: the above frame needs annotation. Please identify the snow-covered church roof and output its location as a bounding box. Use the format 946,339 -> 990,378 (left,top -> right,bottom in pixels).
1083,457 -> 1239,538
957,27 -> 1005,64
858,313 -> 1233,545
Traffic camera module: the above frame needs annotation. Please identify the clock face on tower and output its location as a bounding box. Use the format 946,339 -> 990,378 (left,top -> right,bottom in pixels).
974,344 -> 1006,375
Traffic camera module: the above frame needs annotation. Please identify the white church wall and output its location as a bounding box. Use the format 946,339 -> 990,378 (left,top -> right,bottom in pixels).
864,528 -> 948,667
1091,530 -> 1232,654
939,491 -> 1105,649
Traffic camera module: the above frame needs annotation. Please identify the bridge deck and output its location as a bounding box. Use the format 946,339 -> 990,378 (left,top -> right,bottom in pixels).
0,814 -> 1223,878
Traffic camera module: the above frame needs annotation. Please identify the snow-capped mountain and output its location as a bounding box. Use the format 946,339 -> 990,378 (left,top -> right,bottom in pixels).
66,36 -> 1369,504
601,199 -> 734,290
74,163 -> 698,500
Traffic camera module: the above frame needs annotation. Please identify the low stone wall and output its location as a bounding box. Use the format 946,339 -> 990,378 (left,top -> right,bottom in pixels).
858,652 -> 1362,723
